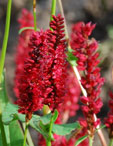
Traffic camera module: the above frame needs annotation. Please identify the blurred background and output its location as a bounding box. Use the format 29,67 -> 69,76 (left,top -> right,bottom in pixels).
1,0 -> 113,145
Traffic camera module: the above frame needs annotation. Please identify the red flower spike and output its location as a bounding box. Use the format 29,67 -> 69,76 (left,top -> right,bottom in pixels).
43,14 -> 67,111
18,8 -> 34,28
80,96 -> 89,104
16,30 -> 48,114
105,91 -> 113,138
15,14 -> 67,114
37,67 -> 81,145
71,21 -> 104,137
109,91 -> 113,100
58,66 -> 80,118
14,9 -> 34,98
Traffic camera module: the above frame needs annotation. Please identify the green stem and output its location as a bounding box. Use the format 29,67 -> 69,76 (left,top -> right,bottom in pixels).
23,122 -> 29,146
0,0 -> 12,83
22,123 -> 34,146
46,116 -> 54,146
89,136 -> 93,146
33,0 -> 37,31
109,139 -> 113,146
50,0 -> 56,21
46,139 -> 51,146
0,114 -> 7,146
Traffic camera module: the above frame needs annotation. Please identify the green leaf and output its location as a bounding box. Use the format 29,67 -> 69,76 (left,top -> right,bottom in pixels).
39,113 -> 52,125
74,135 -> 88,146
19,27 -> 40,34
2,103 -> 19,124
29,112 -> 59,139
52,110 -> 58,123
0,72 -> 8,110
0,114 -> 7,146
0,72 -> 27,146
67,47 -> 77,66
29,113 -> 52,138
0,72 -> 10,145
30,119 -> 48,138
9,121 -> 27,146
0,131 -> 3,146
52,122 -> 80,135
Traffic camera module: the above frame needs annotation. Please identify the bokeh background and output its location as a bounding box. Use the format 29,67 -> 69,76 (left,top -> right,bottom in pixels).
1,0 -> 113,145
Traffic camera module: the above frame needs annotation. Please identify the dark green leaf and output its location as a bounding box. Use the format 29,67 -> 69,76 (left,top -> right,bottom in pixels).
74,135 -> 88,146
52,122 -> 80,135
0,131 -> 3,146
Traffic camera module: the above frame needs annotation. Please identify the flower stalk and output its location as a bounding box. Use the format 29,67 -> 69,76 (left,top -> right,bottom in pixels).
50,0 -> 56,21
0,0 -> 12,83
46,116 -> 54,146
109,139 -> 113,146
23,121 -> 29,146
33,0 -> 37,31
89,136 -> 93,146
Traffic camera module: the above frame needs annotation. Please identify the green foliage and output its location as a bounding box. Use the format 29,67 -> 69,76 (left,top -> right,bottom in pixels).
74,135 -> 88,146
50,110 -> 58,124
0,132 -> 3,146
0,73 -> 26,146
19,27 -> 40,34
0,72 -> 8,146
2,102 -> 81,139
67,47 -> 77,66
52,122 -> 80,136
2,103 -> 20,124
2,103 -> 51,138
39,113 -> 51,125
30,119 -> 48,138
9,121 -> 27,146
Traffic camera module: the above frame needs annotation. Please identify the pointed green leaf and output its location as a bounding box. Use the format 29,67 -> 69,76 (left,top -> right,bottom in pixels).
52,110 -> 58,123
52,122 -> 80,135
75,135 -> 88,146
